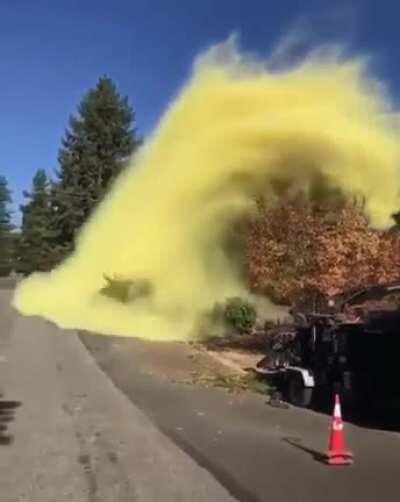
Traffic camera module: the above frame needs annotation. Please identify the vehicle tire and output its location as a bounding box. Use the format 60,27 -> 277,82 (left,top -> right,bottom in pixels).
287,373 -> 313,408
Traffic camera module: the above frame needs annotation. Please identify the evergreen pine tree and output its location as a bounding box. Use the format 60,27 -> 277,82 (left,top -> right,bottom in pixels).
18,169 -> 54,273
0,176 -> 14,275
52,76 -> 139,255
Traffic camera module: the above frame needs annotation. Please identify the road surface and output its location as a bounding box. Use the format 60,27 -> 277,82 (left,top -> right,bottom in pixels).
82,330 -> 400,502
0,288 -> 234,502
2,285 -> 400,501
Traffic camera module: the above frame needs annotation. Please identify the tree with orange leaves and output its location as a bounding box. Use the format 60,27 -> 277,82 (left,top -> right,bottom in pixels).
246,195 -> 400,305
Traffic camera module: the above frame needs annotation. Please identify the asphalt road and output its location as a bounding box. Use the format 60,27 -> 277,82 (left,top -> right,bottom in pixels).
2,284 -> 400,502
0,289 -> 235,502
81,332 -> 400,502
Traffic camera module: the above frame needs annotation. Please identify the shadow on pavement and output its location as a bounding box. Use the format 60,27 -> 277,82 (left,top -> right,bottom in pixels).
345,409 -> 400,433
0,399 -> 21,445
265,379 -> 400,434
307,396 -> 400,433
282,437 -> 327,464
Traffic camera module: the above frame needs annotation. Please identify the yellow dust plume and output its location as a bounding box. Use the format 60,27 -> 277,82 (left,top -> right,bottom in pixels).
13,41 -> 400,340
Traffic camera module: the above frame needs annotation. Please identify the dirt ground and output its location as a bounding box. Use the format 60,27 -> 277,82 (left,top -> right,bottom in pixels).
80,332 -> 266,393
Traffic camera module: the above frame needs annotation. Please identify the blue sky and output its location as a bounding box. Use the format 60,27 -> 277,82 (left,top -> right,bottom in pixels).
1,0 -> 399,218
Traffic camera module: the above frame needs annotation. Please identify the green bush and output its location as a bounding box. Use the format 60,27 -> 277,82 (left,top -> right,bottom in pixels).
223,297 -> 257,333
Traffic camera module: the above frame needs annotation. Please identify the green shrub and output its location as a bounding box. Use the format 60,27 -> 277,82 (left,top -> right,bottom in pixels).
223,297 -> 257,333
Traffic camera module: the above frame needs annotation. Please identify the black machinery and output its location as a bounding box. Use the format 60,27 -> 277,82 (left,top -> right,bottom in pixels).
258,282 -> 400,410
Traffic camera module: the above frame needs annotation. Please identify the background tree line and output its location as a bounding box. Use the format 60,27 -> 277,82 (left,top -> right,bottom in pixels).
0,76 -> 140,275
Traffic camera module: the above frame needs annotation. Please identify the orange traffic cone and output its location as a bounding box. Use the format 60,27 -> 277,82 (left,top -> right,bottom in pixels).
326,394 -> 354,466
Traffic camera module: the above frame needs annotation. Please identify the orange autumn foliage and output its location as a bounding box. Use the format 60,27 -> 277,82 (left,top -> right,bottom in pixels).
247,196 -> 400,304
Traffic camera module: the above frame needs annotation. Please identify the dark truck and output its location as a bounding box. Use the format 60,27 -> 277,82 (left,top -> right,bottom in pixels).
258,282 -> 400,410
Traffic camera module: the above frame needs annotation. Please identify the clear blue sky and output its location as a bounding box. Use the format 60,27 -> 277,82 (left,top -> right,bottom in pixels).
1,0 -> 399,218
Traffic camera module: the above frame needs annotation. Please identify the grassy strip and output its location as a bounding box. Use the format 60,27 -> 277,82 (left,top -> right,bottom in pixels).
177,370 -> 273,395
